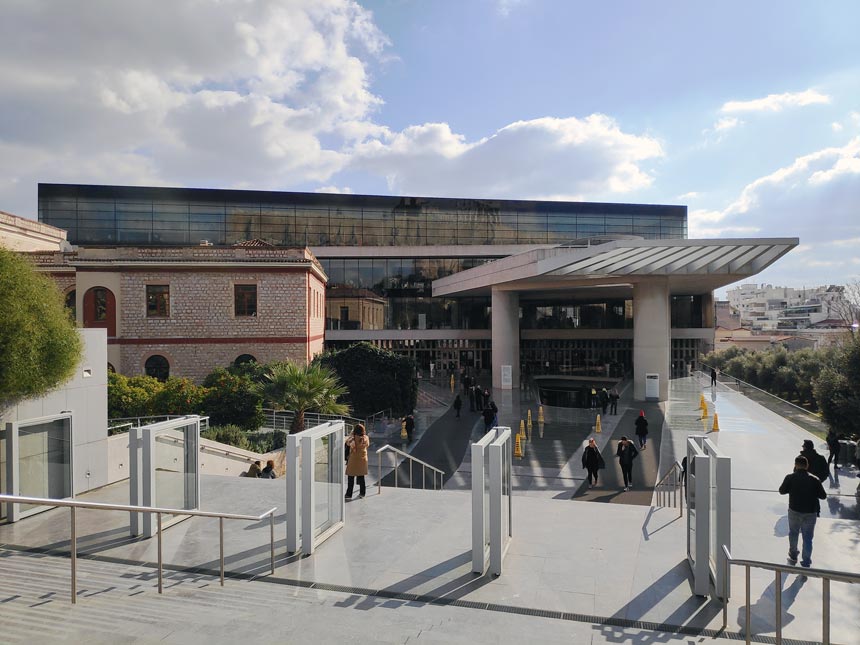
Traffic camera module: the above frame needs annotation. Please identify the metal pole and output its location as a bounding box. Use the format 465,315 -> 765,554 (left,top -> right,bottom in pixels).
410,460 -> 413,489
775,570 -> 782,645
270,512 -> 275,575
157,512 -> 163,594
722,557 -> 729,628
219,517 -> 224,586
745,565 -> 751,645
378,453 -> 382,494
823,578 -> 830,645
422,465 -> 426,490
394,452 -> 398,488
70,506 -> 77,604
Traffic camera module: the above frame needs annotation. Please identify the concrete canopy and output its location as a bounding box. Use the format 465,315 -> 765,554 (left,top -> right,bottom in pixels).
432,237 -> 799,298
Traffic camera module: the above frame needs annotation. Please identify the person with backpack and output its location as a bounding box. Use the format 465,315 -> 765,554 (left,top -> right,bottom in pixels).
616,436 -> 639,491
453,394 -> 462,418
634,410 -> 649,449
581,437 -> 605,488
800,439 -> 829,482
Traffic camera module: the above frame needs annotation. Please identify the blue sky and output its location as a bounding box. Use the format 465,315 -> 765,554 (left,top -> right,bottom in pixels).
1,0 -> 858,291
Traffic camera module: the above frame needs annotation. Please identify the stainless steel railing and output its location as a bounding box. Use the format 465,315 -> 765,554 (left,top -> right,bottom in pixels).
721,545 -> 860,644
653,460 -> 684,517
0,494 -> 276,604
375,444 -> 444,493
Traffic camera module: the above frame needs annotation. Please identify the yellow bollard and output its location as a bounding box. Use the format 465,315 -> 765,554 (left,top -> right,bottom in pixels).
401,420 -> 408,440
712,412 -> 720,432
519,419 -> 526,437
514,432 -> 524,458
450,374 -> 455,393
595,414 -> 602,434
538,406 -> 544,424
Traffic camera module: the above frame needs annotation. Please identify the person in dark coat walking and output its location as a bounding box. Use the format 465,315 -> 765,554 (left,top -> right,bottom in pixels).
799,439 -> 829,482
826,430 -> 841,469
634,410 -> 649,449
779,455 -> 826,567
482,405 -> 495,432
582,437 -> 605,488
609,387 -> 619,415
710,367 -> 717,387
404,413 -> 415,442
474,386 -> 484,412
468,385 -> 476,412
599,388 -> 609,415
616,436 -> 639,491
453,394 -> 462,418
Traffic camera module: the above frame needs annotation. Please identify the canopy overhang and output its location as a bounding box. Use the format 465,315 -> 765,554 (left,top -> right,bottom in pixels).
433,237 -> 799,298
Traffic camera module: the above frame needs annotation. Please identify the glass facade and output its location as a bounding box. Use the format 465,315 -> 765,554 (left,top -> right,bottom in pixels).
39,184 -> 687,247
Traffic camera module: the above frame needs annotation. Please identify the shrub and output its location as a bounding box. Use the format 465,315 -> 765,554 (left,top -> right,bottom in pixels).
151,377 -> 208,416
202,367 -> 265,430
202,424 -> 251,451
108,372 -> 163,418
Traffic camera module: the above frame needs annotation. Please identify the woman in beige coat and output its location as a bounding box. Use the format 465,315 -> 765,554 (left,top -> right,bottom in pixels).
345,424 -> 370,499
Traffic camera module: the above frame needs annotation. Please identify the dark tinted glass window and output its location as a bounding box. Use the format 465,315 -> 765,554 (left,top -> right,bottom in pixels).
144,355 -> 169,381
146,285 -> 170,317
234,284 -> 257,317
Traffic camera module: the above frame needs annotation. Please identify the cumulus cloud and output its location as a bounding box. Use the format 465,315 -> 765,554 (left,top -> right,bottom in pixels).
721,89 -> 830,113
0,0 -> 388,216
349,115 -> 664,200
692,137 -> 860,284
713,117 -> 741,131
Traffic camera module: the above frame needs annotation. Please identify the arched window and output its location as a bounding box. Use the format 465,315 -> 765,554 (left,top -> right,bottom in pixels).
144,355 -> 170,381
234,354 -> 257,366
107,363 -> 116,373
83,286 -> 116,336
65,289 -> 77,321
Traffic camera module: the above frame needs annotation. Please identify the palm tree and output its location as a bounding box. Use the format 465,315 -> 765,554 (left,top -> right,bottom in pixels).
261,361 -> 350,434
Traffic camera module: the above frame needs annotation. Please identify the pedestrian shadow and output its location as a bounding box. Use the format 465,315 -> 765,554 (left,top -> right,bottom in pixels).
773,515 -> 789,538
737,573 -> 806,637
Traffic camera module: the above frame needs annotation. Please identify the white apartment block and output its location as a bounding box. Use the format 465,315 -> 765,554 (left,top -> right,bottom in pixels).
726,283 -> 848,331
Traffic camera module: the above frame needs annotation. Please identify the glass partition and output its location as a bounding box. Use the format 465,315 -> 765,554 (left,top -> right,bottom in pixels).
471,427 -> 498,574
489,427 -> 513,576
286,421 -> 345,555
130,416 -> 200,538
4,414 -> 73,522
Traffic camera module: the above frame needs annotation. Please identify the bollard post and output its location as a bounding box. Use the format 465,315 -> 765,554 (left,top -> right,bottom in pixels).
157,512 -> 163,594
70,506 -> 77,604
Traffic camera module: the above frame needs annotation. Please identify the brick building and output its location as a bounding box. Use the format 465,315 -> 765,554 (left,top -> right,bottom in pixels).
28,242 -> 326,381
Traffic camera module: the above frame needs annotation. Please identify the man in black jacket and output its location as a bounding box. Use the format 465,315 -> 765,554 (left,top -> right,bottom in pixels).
779,456 -> 827,567
799,439 -> 830,482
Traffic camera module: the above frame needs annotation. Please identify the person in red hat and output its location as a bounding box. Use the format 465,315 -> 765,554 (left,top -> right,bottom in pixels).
634,410 -> 649,450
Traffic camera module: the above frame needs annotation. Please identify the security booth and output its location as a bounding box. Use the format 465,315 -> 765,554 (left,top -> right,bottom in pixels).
286,420 -> 345,555
471,426 -> 513,576
3,413 -> 74,523
130,416 -> 201,538
687,435 -> 731,597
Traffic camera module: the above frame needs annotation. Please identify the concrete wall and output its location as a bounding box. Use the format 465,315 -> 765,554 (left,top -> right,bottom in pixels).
1,329 -> 109,495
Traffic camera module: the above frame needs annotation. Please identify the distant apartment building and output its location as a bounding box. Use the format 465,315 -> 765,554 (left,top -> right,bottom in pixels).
26,243 -> 326,382
726,283 -> 849,331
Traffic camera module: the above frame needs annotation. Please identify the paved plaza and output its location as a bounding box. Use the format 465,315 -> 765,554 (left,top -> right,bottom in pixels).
1,376 -> 858,643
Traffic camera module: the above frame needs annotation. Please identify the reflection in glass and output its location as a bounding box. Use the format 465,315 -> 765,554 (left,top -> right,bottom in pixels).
17,418 -> 72,514
153,423 -> 198,521
313,435 -> 343,537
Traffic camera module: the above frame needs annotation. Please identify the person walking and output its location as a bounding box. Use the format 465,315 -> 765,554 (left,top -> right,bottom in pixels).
404,413 -> 415,443
616,436 -> 639,491
345,424 -> 370,499
474,386 -> 485,412
453,394 -> 462,418
779,455 -> 826,567
468,385 -> 476,412
609,387 -> 619,415
800,439 -> 830,482
482,405 -> 495,432
826,430 -> 841,469
600,388 -> 609,415
634,410 -> 649,450
590,387 -> 598,409
710,367 -> 717,387
582,437 -> 605,488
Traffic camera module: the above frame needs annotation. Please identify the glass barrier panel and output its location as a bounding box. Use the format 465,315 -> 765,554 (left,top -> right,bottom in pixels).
18,418 -> 72,514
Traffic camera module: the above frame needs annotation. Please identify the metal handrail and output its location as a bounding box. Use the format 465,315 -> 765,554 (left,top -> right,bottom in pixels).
375,444 -> 445,493
721,545 -> 860,645
0,494 -> 276,604
654,460 -> 684,517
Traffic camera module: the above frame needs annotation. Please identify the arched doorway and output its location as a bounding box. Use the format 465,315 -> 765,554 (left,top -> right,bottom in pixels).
83,286 -> 116,337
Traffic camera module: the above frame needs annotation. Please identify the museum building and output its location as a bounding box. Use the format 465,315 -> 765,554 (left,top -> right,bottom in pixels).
36,183 -> 797,400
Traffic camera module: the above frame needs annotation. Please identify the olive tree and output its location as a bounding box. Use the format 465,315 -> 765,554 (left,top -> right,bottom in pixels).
0,248 -> 82,410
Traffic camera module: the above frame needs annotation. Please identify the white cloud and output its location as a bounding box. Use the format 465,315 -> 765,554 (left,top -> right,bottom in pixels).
0,0 -> 388,217
677,191 -> 699,201
497,0 -> 528,17
350,115 -> 664,200
713,117 -> 741,131
315,185 -> 354,194
691,137 -> 860,285
832,122 -> 844,132
721,89 -> 830,113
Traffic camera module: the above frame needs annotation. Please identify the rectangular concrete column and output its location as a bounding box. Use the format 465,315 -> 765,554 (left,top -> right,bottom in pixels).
633,279 -> 670,401
491,288 -> 519,390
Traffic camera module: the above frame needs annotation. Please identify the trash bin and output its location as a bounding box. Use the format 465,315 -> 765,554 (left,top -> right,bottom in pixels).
838,440 -> 857,465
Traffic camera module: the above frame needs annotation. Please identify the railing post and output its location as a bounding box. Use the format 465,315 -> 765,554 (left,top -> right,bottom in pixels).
219,516 -> 225,586
745,565 -> 751,645
157,512 -> 163,594
70,506 -> 77,604
378,451 -> 382,495
270,512 -> 275,575
410,459 -> 413,489
775,570 -> 782,645
394,452 -> 398,488
822,577 -> 830,645
422,465 -> 426,490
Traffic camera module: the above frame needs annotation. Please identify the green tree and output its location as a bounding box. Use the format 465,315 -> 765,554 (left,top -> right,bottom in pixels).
261,361 -> 349,434
316,342 -> 418,416
0,248 -> 82,409
813,338 -> 860,439
107,372 -> 164,417
151,377 -> 208,416
202,367 -> 265,430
